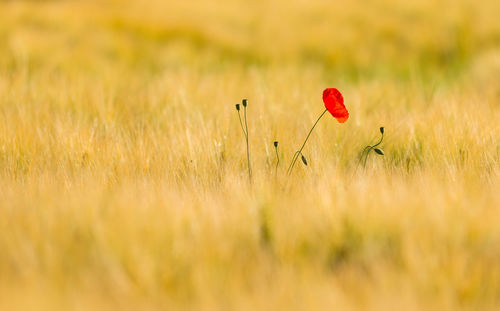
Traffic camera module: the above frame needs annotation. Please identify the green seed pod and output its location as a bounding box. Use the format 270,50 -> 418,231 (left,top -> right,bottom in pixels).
274,141 -> 278,148
235,104 -> 240,111
301,154 -> 308,166
380,127 -> 385,134
374,148 -> 384,155
242,99 -> 248,107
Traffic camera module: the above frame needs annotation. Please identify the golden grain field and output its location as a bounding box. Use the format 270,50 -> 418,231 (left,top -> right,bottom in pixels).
1,0 -> 500,310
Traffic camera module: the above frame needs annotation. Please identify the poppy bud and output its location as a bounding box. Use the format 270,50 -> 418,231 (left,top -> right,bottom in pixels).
374,148 -> 384,155
380,127 -> 385,134
274,141 -> 278,148
242,99 -> 248,107
236,104 -> 240,111
301,154 -> 308,166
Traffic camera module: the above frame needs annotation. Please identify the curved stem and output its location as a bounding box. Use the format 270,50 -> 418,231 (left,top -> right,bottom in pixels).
372,133 -> 384,148
287,151 -> 301,175
287,108 -> 328,175
357,145 -> 372,167
362,132 -> 384,167
363,146 -> 374,167
274,146 -> 280,174
237,110 -> 246,137
244,105 -> 252,181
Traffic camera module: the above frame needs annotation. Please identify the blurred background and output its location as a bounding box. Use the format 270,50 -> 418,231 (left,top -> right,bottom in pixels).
1,1 -> 500,310
1,0 -> 499,80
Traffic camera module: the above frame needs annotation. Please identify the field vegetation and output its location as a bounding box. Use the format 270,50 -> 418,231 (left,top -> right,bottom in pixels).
1,0 -> 499,310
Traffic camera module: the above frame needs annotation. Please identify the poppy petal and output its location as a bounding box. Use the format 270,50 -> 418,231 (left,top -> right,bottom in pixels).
323,88 -> 349,123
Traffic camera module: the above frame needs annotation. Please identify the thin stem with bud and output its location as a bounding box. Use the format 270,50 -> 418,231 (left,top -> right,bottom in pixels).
236,100 -> 252,181
287,108 -> 328,175
274,141 -> 279,175
360,127 -> 385,167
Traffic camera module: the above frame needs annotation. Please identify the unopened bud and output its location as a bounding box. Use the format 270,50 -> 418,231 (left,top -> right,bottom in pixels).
301,154 -> 308,166
236,104 -> 240,111
242,99 -> 248,107
274,141 -> 278,148
380,127 -> 385,134
374,148 -> 384,155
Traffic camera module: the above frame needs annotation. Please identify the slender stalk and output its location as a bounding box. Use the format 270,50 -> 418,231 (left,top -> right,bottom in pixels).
372,133 -> 384,148
358,145 -> 372,167
362,146 -> 374,167
236,101 -> 251,182
243,104 -> 252,181
237,110 -> 246,137
289,151 -> 301,174
362,132 -> 384,167
274,142 -> 280,175
287,108 -> 328,175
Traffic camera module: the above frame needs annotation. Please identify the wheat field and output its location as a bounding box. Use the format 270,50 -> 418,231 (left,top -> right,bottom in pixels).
1,0 -> 500,310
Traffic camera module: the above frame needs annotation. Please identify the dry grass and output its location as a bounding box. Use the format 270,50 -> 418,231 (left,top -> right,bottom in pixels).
1,0 -> 500,310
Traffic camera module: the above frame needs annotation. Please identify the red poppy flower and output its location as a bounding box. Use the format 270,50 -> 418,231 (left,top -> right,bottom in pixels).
323,88 -> 349,123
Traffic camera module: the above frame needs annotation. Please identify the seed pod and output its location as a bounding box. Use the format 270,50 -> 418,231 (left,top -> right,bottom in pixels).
235,104 -> 240,111
374,148 -> 384,155
273,141 -> 279,148
301,154 -> 308,166
380,127 -> 385,134
242,99 -> 248,107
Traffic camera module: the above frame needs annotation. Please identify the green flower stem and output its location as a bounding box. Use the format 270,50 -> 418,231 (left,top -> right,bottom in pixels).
237,110 -> 246,138
362,132 -> 384,167
287,108 -> 328,175
274,145 -> 280,174
244,105 -> 252,181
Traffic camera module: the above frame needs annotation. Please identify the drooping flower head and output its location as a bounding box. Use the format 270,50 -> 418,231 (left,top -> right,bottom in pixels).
323,88 -> 349,123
